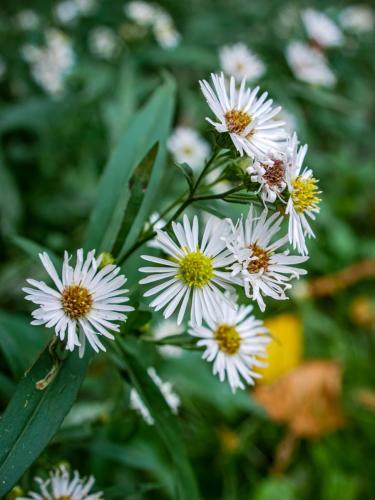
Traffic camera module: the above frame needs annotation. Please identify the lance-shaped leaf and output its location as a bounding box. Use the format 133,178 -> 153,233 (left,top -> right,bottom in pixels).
0,349 -> 89,496
111,142 -> 159,257
85,74 -> 176,254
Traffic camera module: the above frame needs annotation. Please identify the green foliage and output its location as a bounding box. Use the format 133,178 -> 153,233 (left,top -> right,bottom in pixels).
0,0 -> 374,498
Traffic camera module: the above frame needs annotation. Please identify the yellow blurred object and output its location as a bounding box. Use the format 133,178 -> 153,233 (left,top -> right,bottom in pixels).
350,296 -> 375,329
217,426 -> 240,453
5,486 -> 23,500
256,313 -> 303,384
99,251 -> 115,268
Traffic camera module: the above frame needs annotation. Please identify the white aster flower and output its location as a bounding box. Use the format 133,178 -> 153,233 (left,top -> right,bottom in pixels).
15,9 -> 40,30
23,249 -> 133,357
199,73 -> 286,159
153,12 -> 180,48
55,0 -> 80,25
286,40 -> 336,87
130,367 -> 180,424
189,301 -> 269,392
125,1 -> 157,27
168,126 -> 210,170
16,464 -> 103,500
285,133 -> 321,256
219,43 -> 265,82
153,319 -> 184,358
339,5 -> 375,33
139,215 -> 235,326
225,206 -> 308,311
302,8 -> 344,47
246,151 -> 287,203
89,26 -> 119,60
22,29 -> 75,95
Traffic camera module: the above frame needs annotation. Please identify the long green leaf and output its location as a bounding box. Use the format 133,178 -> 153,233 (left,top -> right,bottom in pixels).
0,311 -> 47,378
85,75 -> 176,253
0,349 -> 89,495
118,337 -> 201,500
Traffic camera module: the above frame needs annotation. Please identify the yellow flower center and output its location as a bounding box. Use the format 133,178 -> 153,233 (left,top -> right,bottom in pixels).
291,176 -> 321,214
177,250 -> 214,288
61,284 -> 93,319
57,497 -> 71,500
225,109 -> 252,134
214,324 -> 241,355
182,146 -> 193,156
247,243 -> 271,273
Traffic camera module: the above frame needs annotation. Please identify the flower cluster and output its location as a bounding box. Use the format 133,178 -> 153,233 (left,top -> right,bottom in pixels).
125,1 -> 180,48
139,72 -> 321,391
24,72 -> 321,394
22,29 -> 75,95
285,8 -> 345,88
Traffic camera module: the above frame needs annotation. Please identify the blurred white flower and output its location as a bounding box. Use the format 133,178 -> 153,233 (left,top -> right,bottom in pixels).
302,8 -> 344,47
76,0 -> 97,15
189,301 -> 269,392
23,249 -> 133,358
225,206 -> 308,311
153,319 -> 184,358
22,29 -> 75,95
130,367 -> 180,425
15,9 -> 40,30
125,0 -> 157,27
168,126 -> 210,170
286,40 -> 336,87
55,0 -> 80,25
89,26 -> 119,60
147,212 -> 166,250
148,367 -> 180,413
339,5 -> 375,33
125,1 -> 180,48
200,73 -> 286,159
17,464 -> 103,500
219,43 -> 265,82
153,12 -> 180,48
285,133 -> 321,256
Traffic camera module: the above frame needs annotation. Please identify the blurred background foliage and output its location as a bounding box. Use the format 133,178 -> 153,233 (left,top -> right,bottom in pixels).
0,0 -> 374,498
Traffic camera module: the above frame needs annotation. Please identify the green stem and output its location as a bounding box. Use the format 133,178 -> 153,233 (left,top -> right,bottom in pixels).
118,149 -> 240,264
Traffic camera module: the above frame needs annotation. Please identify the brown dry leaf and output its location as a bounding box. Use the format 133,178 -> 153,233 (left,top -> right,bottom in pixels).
254,360 -> 345,439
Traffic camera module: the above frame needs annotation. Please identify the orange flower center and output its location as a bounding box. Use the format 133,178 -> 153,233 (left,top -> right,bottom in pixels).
247,243 -> 270,273
61,284 -> 93,319
225,109 -> 251,134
